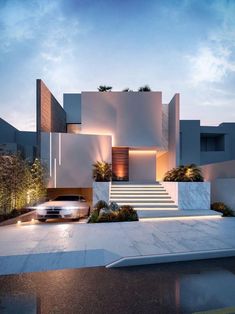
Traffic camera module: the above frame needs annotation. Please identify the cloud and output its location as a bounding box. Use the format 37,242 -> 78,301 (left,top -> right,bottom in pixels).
0,0 -> 83,129
187,46 -> 235,85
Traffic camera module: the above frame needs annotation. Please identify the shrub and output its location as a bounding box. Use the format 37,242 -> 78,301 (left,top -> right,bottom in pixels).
93,161 -> 112,182
109,201 -> 119,211
98,211 -> 117,223
88,209 -> 99,223
163,164 -> 204,182
94,200 -> 109,214
117,206 -> 139,221
88,202 -> 139,223
138,85 -> 151,92
211,202 -> 234,217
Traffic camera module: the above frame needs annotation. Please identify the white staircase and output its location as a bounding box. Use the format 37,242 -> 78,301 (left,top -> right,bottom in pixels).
110,182 -> 220,219
110,182 -> 178,218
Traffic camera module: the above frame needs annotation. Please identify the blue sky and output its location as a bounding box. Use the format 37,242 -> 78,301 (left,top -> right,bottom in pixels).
0,0 -> 235,130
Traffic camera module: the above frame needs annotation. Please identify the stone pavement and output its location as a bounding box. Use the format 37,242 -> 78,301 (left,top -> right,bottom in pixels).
1,216 -> 235,275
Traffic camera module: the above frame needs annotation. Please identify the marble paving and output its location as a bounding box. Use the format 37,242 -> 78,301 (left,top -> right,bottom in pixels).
1,217 -> 235,274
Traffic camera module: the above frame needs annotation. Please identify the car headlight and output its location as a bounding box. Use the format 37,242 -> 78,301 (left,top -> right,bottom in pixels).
36,206 -> 46,210
61,206 -> 79,210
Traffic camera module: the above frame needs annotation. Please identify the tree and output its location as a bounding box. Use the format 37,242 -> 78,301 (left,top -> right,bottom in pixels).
0,154 -> 47,215
138,85 -> 151,92
97,85 -> 112,92
29,158 -> 47,205
0,154 -> 30,214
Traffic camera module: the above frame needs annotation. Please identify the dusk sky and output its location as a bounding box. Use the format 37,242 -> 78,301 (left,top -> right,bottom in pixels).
0,0 -> 235,130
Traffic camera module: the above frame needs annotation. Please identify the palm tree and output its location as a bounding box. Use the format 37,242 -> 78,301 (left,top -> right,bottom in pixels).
138,85 -> 151,92
97,85 -> 112,92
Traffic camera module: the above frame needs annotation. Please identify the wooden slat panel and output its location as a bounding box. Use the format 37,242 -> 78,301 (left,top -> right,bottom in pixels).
112,147 -> 129,181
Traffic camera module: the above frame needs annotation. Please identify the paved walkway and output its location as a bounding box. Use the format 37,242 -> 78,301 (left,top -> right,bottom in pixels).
1,216 -> 235,275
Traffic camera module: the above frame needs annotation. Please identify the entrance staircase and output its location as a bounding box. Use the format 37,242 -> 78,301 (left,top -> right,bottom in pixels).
110,182 -> 220,219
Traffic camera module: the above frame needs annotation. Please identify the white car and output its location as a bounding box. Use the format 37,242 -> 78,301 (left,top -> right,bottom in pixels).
36,195 -> 90,222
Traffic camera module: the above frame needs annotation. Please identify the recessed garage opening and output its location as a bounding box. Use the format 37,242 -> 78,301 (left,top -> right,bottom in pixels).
47,188 -> 92,206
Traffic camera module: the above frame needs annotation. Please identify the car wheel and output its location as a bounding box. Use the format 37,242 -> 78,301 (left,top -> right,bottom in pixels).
38,219 -> 46,223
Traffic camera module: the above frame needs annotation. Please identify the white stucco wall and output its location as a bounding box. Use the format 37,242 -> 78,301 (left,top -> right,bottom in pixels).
41,132 -> 112,188
129,150 -> 157,182
81,92 -> 163,148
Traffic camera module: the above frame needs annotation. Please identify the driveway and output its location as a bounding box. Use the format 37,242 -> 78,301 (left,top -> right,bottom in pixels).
1,216 -> 235,274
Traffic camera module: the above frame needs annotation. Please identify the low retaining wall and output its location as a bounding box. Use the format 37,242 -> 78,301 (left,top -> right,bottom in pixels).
0,210 -> 36,227
161,182 -> 211,210
93,182 -> 111,206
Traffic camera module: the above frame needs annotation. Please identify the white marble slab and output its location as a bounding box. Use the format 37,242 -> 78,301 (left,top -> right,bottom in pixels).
0,216 -> 235,274
161,182 -> 211,210
92,181 -> 111,205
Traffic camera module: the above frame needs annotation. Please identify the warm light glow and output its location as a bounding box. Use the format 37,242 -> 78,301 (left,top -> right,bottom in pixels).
31,218 -> 35,223
17,220 -> 21,224
116,165 -> 125,178
129,150 -> 156,155
126,207 -> 179,210
140,215 -> 222,221
81,131 -> 114,146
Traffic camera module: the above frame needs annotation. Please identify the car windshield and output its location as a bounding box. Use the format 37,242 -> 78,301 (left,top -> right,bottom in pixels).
54,196 -> 80,201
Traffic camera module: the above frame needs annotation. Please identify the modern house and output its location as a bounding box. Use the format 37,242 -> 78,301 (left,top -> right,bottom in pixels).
1,79 -> 235,217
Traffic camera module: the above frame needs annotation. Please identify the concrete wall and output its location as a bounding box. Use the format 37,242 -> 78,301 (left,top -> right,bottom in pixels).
129,150 -> 156,182
63,94 -> 81,124
201,159 -> 235,181
180,120 -> 200,165
201,160 -> 235,208
41,132 -> 112,188
0,118 -> 16,143
81,92 -> 163,148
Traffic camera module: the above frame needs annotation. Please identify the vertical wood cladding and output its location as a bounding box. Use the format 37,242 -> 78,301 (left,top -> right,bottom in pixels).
112,147 -> 129,181
36,79 -> 66,133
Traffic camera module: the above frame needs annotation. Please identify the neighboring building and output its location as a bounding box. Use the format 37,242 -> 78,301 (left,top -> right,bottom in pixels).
0,117 -> 37,161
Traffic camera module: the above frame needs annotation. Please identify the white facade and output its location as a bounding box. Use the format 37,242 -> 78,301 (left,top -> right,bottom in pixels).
40,91 -> 180,188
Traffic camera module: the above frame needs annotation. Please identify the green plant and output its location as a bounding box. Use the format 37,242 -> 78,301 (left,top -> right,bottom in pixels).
109,201 -> 119,211
138,85 -> 151,92
97,85 -> 112,92
163,164 -> 204,182
88,209 -> 99,223
0,154 -> 47,216
211,202 -> 234,217
93,161 -> 112,182
94,200 -> 109,214
97,211 -> 117,223
117,205 -> 139,221
88,202 -> 138,223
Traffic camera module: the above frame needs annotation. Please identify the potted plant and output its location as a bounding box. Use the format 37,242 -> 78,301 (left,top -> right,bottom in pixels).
92,161 -> 112,205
